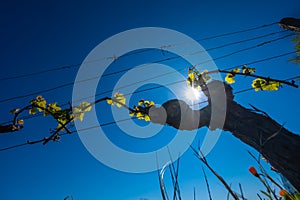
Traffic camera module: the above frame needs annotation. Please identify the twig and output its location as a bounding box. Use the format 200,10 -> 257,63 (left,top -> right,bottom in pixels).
202,166 -> 213,200
190,146 -> 239,200
205,68 -> 299,88
239,183 -> 245,200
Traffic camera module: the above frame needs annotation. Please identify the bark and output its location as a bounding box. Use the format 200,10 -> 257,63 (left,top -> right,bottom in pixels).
279,17 -> 300,32
0,124 -> 23,134
149,80 -> 300,191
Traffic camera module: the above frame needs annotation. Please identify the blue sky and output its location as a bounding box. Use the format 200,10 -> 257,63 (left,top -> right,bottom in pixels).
0,1 -> 300,199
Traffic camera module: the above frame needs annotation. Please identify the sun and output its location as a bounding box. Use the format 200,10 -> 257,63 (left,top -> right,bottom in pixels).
185,87 -> 201,102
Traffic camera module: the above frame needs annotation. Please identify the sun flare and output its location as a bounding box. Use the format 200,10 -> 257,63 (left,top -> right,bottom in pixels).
185,87 -> 201,101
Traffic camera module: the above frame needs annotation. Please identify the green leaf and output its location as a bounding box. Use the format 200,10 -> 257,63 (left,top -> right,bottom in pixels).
260,190 -> 272,199
252,78 -> 282,91
294,193 -> 300,200
30,96 -> 47,112
225,73 -> 235,84
242,65 -> 256,74
144,115 -> 151,121
107,93 -> 126,108
138,99 -> 144,106
136,112 -> 144,119
79,102 -> 92,112
78,112 -> 84,121
106,99 -> 113,105
114,93 -> 126,107
129,111 -> 135,117
232,68 -> 240,73
186,68 -> 211,89
48,103 -> 61,113
29,107 -> 37,115
188,72 -> 196,81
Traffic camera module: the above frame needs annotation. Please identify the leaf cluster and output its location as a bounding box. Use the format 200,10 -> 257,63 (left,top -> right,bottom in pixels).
106,93 -> 126,107
223,65 -> 283,91
130,99 -> 154,121
28,96 -> 92,131
225,65 -> 256,84
186,66 -> 211,90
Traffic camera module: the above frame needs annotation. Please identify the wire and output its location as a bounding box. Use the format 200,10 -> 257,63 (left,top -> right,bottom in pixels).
0,22 -> 279,82
1,73 -> 297,152
1,50 -> 297,126
193,22 -> 279,42
71,34 -> 294,104
0,33 -> 293,104
200,30 -> 286,52
0,117 -> 133,152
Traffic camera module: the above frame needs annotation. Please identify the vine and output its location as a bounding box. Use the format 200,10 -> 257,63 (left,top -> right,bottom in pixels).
186,65 -> 298,91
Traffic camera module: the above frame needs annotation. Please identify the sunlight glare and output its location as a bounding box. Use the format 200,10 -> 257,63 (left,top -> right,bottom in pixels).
185,87 -> 201,101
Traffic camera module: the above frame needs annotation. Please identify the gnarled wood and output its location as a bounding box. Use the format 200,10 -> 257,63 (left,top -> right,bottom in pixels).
279,17 -> 300,32
149,80 -> 300,191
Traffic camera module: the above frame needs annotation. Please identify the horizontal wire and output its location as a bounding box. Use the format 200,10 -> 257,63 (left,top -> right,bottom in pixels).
0,22 -> 278,82
0,117 -> 134,152
1,50 -> 297,126
0,33 -> 293,104
1,73 -> 297,152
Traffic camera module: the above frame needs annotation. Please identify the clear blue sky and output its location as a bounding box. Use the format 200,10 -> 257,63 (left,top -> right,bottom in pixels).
0,1 -> 300,199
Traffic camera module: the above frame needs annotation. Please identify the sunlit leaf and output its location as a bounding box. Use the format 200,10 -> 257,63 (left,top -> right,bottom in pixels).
188,72 -> 195,81
242,65 -> 256,74
144,100 -> 154,107
29,107 -> 37,115
136,112 -> 144,119
225,73 -> 235,84
106,99 -> 113,105
79,102 -> 92,112
148,101 -> 155,107
131,98 -> 154,121
48,103 -> 61,113
186,68 -> 211,90
138,99 -> 144,106
144,115 -> 151,121
17,119 -> 24,125
252,78 -> 282,91
30,96 -> 47,112
129,111 -> 135,117
56,123 -> 65,131
107,93 -> 126,108
58,118 -> 67,125
134,105 -> 139,111
78,112 -> 85,121
114,93 -> 126,105
232,68 -> 241,73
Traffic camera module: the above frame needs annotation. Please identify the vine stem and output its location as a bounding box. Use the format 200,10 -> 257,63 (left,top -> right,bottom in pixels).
205,69 -> 299,88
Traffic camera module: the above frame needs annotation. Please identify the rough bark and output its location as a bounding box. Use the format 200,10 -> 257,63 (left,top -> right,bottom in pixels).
149,80 -> 300,191
0,124 -> 23,134
279,17 -> 300,32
